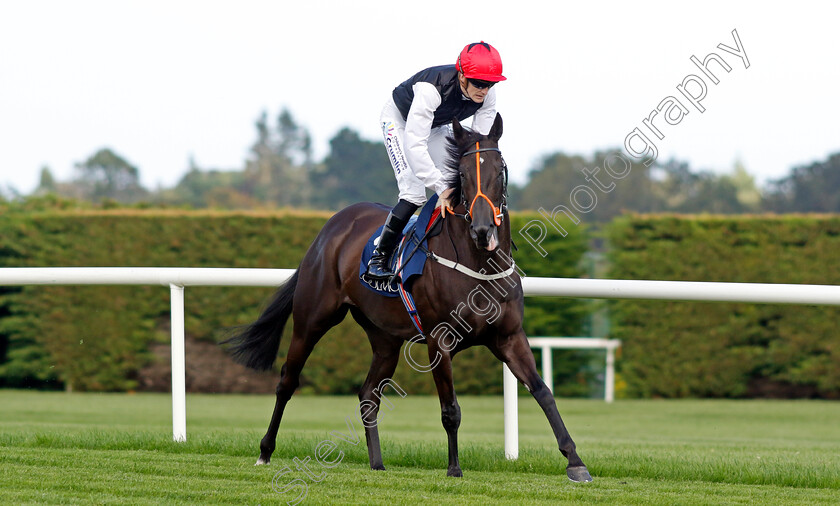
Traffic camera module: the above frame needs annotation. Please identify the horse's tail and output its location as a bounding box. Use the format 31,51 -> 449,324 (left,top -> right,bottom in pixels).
222,269 -> 299,371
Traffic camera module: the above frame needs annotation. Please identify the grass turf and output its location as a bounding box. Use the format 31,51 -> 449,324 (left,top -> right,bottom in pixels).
1,390 -> 838,504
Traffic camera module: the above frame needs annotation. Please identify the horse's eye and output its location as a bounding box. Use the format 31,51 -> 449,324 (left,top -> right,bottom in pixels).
459,172 -> 465,180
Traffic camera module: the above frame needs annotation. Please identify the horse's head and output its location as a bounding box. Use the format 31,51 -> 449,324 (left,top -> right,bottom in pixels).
448,113 -> 507,252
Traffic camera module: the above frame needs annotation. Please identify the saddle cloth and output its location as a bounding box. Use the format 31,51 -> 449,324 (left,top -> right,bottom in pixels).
359,194 -> 442,297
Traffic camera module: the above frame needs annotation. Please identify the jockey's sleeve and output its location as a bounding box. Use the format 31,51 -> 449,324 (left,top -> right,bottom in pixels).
471,87 -> 497,135
404,82 -> 447,196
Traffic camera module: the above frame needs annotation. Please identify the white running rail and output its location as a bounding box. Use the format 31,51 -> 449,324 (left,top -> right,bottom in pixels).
3,267 -> 840,453
0,267 -> 295,442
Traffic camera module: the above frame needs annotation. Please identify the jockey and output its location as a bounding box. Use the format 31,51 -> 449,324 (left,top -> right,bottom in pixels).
365,41 -> 506,281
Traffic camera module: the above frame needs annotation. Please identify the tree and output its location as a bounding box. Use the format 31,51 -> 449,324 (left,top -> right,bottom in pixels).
516,151 -> 763,220
584,149 -> 662,221
34,166 -> 57,195
162,161 -> 255,209
653,159 -> 750,214
277,109 -> 313,168
763,152 -> 840,212
312,127 -> 397,209
71,148 -> 148,203
512,152 -> 589,211
513,149 -> 663,221
725,160 -> 761,211
242,109 -> 313,207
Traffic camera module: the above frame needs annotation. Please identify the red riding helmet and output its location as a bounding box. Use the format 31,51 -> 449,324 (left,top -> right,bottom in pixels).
456,41 -> 507,82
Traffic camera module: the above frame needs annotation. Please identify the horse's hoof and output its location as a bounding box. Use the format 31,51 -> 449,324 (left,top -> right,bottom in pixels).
566,466 -> 592,482
371,464 -> 386,471
255,457 -> 270,466
447,467 -> 463,478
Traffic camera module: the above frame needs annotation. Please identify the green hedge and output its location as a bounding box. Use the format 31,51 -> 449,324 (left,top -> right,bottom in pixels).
607,215 -> 840,398
0,207 -> 588,394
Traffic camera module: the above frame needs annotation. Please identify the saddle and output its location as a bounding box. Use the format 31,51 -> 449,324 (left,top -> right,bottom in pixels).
359,195 -> 443,297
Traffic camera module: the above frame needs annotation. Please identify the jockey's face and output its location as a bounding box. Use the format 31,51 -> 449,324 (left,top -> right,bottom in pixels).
458,73 -> 491,103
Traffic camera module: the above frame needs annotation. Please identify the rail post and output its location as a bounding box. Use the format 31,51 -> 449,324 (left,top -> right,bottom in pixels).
170,284 -> 187,442
503,364 -> 518,459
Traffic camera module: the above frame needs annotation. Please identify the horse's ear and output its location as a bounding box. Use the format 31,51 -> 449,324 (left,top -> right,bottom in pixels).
451,117 -> 466,142
489,113 -> 503,142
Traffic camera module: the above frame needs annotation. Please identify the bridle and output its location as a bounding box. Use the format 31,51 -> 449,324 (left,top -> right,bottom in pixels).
407,140 -> 515,285
453,141 -> 508,225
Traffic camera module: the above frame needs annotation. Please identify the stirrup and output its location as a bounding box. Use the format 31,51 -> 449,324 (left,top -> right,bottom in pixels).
365,252 -> 394,281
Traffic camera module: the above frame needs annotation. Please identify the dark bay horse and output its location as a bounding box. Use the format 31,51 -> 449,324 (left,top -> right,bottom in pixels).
223,113 -> 592,482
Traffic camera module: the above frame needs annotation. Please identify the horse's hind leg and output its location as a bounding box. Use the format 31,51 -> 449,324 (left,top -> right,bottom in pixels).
488,332 -> 592,483
351,309 -> 404,471
257,305 -> 349,465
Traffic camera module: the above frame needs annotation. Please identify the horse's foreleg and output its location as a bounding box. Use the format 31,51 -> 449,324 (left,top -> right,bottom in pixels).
357,339 -> 402,471
428,346 -> 462,477
489,332 -> 592,482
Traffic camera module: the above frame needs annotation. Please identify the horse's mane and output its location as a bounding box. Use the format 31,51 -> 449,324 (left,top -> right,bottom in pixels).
443,125 -> 485,197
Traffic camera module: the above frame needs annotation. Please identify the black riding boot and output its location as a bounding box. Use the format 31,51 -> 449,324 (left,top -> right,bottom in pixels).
366,200 -> 418,281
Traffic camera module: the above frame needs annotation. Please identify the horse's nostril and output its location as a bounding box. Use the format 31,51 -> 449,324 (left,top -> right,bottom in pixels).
472,226 -> 490,242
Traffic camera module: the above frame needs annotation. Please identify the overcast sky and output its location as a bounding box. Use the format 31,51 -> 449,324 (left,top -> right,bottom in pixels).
2,1 -> 838,196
